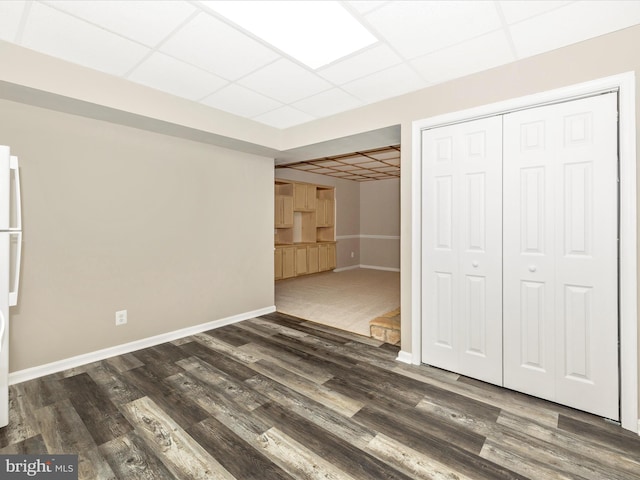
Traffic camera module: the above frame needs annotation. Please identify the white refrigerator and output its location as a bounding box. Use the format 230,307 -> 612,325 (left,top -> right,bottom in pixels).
0,145 -> 22,428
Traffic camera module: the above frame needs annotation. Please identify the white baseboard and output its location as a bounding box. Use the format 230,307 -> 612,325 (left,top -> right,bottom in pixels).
334,264 -> 401,273
333,265 -> 360,272
360,264 -> 401,272
396,350 -> 413,364
9,305 -> 276,385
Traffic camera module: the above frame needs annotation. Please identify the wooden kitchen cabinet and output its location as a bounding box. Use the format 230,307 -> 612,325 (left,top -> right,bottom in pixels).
275,179 -> 335,280
294,183 -> 317,211
275,195 -> 293,228
275,246 -> 296,280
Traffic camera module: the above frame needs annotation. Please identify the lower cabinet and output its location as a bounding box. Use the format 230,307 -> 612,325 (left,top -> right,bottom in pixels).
275,243 -> 335,280
307,244 -> 319,274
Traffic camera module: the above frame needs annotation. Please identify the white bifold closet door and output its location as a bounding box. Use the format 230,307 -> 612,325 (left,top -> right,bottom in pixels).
421,116 -> 503,386
421,93 -> 619,419
503,93 -> 619,420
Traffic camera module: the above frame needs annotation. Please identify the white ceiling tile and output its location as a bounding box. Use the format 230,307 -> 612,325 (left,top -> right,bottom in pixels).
44,0 -> 196,47
238,59 -> 332,104
411,30 -> 515,84
160,12 -> 279,80
365,0 -> 502,59
317,44 -> 402,85
292,88 -> 364,117
510,1 -> 640,58
128,52 -> 227,101
341,63 -> 428,103
498,1 -> 572,24
201,84 -> 282,118
252,106 -> 316,129
21,2 -> 150,76
0,1 -> 26,42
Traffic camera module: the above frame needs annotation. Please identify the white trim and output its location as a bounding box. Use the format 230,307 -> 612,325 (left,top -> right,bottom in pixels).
333,265 -> 360,272
396,350 -> 414,364
9,306 -> 276,385
360,264 -> 400,272
411,72 -> 637,433
334,264 -> 401,272
360,234 -> 401,240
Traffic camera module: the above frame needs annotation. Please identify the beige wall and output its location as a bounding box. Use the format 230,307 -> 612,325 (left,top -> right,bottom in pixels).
0,99 -> 274,372
360,179 -> 400,270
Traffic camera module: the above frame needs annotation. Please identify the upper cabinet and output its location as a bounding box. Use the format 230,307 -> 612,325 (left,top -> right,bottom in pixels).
293,183 -> 317,211
275,179 -> 335,246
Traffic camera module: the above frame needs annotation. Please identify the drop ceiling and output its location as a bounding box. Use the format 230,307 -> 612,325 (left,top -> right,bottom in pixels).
1,1 -> 639,131
276,144 -> 401,181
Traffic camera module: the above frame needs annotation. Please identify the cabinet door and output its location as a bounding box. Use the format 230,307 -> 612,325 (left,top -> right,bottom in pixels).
294,184 -> 316,211
316,198 -> 335,227
316,199 -> 327,226
282,247 -> 295,279
275,195 -> 293,227
306,185 -> 317,210
274,248 -> 283,280
318,244 -> 328,271
325,199 -> 334,226
295,246 -> 308,275
327,243 -> 336,270
307,245 -> 319,273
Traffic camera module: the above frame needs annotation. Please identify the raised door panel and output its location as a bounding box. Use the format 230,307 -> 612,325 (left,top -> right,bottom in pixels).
504,93 -> 618,419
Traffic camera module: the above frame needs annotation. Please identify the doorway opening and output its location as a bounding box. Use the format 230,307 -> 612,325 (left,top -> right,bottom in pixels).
274,145 -> 401,343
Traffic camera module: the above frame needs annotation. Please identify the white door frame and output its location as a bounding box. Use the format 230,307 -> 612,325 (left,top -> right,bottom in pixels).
408,72 -> 638,433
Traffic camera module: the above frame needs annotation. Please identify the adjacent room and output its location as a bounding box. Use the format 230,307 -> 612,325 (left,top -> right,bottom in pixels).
274,145 -> 401,342
0,1 -> 639,479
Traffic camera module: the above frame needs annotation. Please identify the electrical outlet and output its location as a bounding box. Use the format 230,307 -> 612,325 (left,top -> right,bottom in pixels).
115,310 -> 127,326
351,251 -> 355,258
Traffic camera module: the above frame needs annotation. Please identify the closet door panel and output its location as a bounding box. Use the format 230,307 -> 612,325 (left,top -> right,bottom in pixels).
422,131 -> 459,370
422,116 -> 503,385
503,93 -> 618,419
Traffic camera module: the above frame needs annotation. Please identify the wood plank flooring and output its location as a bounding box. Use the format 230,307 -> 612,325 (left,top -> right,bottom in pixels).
1,312 -> 639,479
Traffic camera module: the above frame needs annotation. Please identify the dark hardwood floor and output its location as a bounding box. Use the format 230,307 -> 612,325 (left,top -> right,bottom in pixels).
1,312 -> 639,479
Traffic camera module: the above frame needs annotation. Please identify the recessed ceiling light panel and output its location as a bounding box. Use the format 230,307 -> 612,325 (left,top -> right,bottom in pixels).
201,1 -> 377,69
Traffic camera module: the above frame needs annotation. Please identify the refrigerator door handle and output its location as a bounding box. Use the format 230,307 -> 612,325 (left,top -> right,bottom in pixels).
8,232 -> 21,307
9,156 -> 21,231
0,309 -> 5,355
